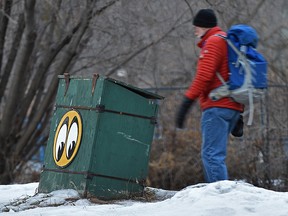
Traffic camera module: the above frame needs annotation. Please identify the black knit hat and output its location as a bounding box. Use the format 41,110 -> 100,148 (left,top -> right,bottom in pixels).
193,9 -> 217,28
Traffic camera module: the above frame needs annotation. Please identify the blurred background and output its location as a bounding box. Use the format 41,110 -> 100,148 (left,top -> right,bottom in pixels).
0,0 -> 287,191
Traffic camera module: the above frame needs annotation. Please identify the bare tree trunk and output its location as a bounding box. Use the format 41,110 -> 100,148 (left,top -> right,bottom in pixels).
0,0 -> 36,138
0,0 -> 13,71
0,13 -> 25,101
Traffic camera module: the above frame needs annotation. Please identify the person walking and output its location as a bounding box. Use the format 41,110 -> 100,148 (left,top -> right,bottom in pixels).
175,9 -> 244,183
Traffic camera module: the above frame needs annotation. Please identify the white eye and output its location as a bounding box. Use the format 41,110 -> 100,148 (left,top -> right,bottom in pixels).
66,121 -> 78,159
55,122 -> 68,161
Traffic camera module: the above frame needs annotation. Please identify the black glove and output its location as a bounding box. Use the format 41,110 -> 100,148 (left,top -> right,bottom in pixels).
175,96 -> 195,129
231,115 -> 244,137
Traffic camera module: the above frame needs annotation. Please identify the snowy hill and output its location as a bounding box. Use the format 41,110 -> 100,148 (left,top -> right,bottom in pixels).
1,180 -> 288,216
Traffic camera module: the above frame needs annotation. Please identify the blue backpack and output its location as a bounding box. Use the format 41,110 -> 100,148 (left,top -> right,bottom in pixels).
209,24 -> 268,125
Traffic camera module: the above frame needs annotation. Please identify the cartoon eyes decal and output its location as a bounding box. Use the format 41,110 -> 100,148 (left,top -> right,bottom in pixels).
53,111 -> 82,168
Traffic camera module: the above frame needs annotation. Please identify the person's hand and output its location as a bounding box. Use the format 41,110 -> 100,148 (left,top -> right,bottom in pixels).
175,96 -> 195,129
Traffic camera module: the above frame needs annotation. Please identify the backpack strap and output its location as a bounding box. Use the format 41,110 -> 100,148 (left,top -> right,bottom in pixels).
214,34 -> 226,39
214,34 -> 230,86
216,72 -> 227,86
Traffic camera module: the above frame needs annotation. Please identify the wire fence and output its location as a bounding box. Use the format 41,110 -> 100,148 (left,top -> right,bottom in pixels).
148,85 -> 288,191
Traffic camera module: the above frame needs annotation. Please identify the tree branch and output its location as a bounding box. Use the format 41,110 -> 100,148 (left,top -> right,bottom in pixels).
0,13 -> 25,102
14,0 -> 94,157
105,11 -> 192,77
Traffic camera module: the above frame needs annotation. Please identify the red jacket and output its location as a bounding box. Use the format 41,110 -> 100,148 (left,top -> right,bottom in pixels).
185,26 -> 243,112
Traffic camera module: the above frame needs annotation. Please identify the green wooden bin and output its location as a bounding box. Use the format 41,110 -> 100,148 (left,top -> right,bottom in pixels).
38,74 -> 163,200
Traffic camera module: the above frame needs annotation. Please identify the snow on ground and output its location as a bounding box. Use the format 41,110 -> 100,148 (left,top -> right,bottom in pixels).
1,180 -> 288,216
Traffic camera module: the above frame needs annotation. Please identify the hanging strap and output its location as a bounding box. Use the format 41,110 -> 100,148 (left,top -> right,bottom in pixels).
242,59 -> 254,126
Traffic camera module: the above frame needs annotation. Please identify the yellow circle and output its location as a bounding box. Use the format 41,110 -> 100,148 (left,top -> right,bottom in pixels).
53,110 -> 83,167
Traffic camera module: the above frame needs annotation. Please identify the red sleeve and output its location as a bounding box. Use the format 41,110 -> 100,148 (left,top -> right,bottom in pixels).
185,36 -> 226,100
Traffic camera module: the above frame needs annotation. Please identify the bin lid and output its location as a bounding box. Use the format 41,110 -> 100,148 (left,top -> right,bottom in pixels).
58,74 -> 164,100
106,77 -> 164,100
